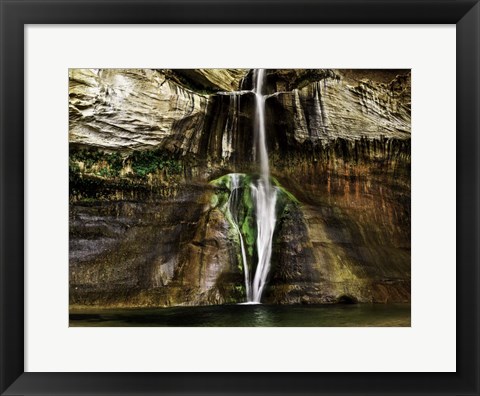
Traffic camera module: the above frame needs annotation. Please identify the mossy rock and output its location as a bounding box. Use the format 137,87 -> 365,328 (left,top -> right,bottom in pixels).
209,172 -> 300,281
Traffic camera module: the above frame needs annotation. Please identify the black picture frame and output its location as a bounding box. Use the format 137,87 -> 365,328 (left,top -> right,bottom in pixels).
1,1 -> 479,395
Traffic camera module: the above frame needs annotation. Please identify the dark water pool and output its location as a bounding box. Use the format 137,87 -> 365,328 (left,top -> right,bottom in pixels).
70,303 -> 410,327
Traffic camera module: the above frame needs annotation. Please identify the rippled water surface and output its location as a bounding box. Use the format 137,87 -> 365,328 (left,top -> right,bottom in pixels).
70,303 -> 410,327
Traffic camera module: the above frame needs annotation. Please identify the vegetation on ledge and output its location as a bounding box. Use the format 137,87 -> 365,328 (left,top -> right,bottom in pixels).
69,148 -> 184,201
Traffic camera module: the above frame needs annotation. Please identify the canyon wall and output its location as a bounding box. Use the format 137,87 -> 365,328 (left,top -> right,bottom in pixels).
69,68 -> 411,307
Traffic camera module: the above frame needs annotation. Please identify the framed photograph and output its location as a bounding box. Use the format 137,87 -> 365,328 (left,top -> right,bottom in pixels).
1,0 -> 479,395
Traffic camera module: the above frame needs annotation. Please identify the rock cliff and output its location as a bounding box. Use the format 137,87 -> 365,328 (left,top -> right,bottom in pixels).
69,68 -> 411,307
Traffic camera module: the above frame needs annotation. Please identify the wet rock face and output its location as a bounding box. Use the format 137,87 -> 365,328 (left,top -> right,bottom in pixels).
262,136 -> 410,304
70,185 -> 245,307
69,69 -> 411,307
265,72 -> 410,153
69,69 -> 209,152
69,69 -> 258,166
198,91 -> 256,166
267,172 -> 410,304
70,68 -> 410,154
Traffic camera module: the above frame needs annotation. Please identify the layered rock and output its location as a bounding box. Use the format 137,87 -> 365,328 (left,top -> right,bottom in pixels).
69,69 -> 209,152
166,68 -> 249,92
266,71 -> 410,148
69,68 -> 410,154
70,184 -> 245,307
69,68 -> 411,307
267,138 -> 410,304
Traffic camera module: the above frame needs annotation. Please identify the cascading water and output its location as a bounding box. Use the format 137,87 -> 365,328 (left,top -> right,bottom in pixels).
221,70 -> 277,303
228,174 -> 252,301
250,69 -> 277,303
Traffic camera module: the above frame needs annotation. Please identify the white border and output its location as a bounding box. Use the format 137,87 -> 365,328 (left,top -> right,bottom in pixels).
25,25 -> 456,372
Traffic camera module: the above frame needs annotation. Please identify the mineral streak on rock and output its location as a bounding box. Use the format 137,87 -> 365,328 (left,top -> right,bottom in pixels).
69,68 -> 411,308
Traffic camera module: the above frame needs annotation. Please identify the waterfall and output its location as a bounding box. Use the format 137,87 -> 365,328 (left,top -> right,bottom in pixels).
220,70 -> 277,303
228,174 -> 252,301
251,69 -> 277,303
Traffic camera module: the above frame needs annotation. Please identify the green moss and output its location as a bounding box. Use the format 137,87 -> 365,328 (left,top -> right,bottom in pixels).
234,284 -> 246,299
210,173 -> 237,189
210,193 -> 219,207
130,150 -> 182,178
70,149 -> 125,178
70,147 -> 183,182
108,152 -> 123,176
69,161 -> 81,183
241,215 -> 256,257
76,196 -> 98,204
98,167 -> 110,177
272,177 -> 300,204
210,173 -> 303,263
209,173 -> 256,274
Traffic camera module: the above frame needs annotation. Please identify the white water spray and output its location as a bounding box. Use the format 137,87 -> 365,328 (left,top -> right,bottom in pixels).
251,69 -> 277,303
